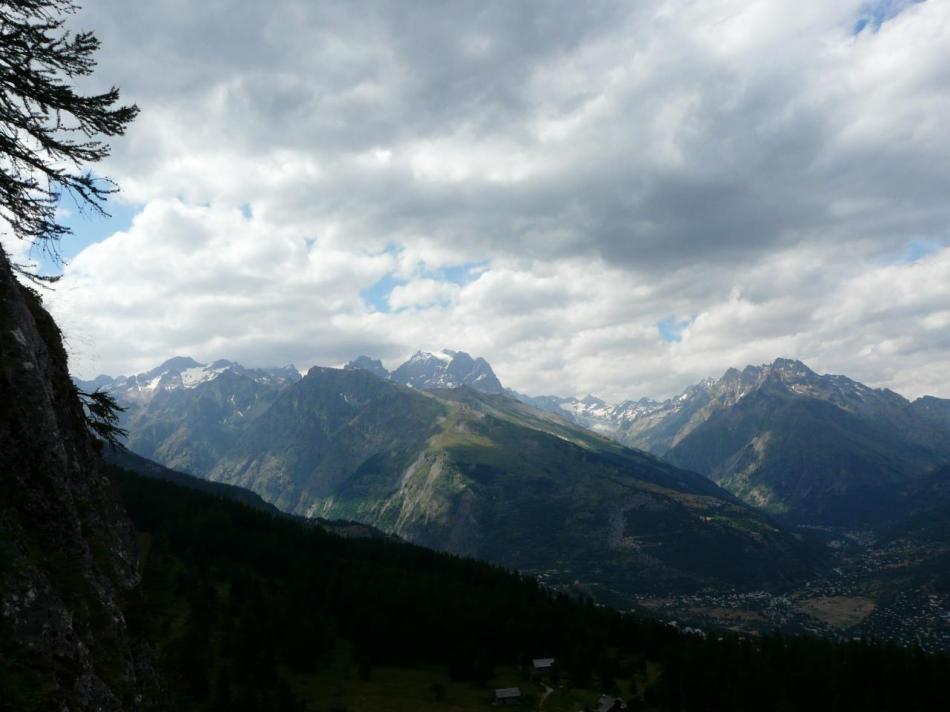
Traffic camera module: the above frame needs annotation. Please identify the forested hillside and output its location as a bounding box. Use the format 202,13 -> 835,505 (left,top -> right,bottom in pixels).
113,467 -> 950,712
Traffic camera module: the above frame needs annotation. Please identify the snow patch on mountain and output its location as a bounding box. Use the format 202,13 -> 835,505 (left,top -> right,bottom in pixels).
76,356 -> 301,405
346,349 -> 505,395
513,357 -> 933,455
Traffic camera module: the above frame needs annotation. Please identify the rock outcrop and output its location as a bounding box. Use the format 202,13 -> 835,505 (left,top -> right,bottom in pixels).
0,250 -> 156,709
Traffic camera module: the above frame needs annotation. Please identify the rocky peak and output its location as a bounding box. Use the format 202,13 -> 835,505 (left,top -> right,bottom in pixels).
719,367 -> 743,385
79,357 -> 302,406
344,355 -> 391,379
770,357 -> 815,376
152,355 -> 202,375
703,359 -> 823,405
910,396 -> 950,429
390,348 -> 504,394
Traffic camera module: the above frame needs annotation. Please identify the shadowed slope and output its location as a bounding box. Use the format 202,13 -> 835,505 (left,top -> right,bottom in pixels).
208,368 -> 819,594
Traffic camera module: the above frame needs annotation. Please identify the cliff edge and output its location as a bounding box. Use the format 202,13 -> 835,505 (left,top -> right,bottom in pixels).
0,250 -> 155,710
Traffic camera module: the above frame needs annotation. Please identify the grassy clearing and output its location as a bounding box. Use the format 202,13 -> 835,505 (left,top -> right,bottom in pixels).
797,596 -> 876,628
290,662 -> 627,712
287,643 -> 631,712
293,664 -> 522,711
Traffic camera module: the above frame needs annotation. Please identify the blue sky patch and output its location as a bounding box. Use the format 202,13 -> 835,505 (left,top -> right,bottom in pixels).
853,0 -> 925,34
657,315 -> 693,343
360,272 -> 404,313
898,239 -> 943,263
360,259 -> 489,313
427,260 -> 489,285
31,200 -> 141,276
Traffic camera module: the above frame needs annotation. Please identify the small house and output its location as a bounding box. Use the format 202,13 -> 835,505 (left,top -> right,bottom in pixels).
494,687 -> 522,706
532,657 -> 555,673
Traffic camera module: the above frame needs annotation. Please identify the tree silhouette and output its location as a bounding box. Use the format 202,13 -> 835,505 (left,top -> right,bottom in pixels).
0,0 -> 138,272
77,387 -> 127,448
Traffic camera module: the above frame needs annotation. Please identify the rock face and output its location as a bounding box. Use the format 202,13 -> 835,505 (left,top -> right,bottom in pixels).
343,355 -> 390,380
345,349 -> 505,394
391,349 -> 504,393
0,250 -> 155,709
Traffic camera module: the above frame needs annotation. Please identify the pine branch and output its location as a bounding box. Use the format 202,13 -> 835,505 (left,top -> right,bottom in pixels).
0,0 -> 138,270
77,387 -> 127,450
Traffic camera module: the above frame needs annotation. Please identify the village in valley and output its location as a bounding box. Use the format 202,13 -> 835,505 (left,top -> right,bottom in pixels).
528,527 -> 950,656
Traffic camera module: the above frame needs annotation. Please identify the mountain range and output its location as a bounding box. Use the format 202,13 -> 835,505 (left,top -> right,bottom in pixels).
78,352 -> 820,595
346,349 -> 505,393
78,348 -> 950,595
80,357 -> 301,476
518,358 -> 950,525
78,350 -> 504,477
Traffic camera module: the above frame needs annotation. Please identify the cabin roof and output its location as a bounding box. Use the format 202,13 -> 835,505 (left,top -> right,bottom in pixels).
495,687 -> 522,699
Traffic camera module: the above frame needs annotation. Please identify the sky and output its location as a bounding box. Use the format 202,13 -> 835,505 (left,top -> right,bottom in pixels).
5,0 -> 949,402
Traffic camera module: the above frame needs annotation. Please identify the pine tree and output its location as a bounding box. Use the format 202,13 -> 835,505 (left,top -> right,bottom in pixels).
0,0 -> 137,270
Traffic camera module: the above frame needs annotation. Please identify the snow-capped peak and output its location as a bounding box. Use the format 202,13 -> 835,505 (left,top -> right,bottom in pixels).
77,357 -> 302,404
389,348 -> 504,394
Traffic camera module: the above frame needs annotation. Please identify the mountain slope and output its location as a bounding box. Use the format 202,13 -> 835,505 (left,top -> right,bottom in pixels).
103,449 -> 396,541
667,386 -> 923,524
909,396 -> 950,431
895,462 -> 950,544
209,367 -> 447,513
521,359 -> 950,526
207,367 -> 817,594
104,448 -> 284,515
120,370 -> 288,476
79,358 -> 301,478
664,362 -> 950,525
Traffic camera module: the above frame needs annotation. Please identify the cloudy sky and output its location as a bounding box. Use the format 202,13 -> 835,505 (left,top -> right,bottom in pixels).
9,0 -> 950,401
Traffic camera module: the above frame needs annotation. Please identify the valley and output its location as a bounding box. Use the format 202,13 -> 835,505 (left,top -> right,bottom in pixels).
80,349 -> 950,651
110,465 -> 950,711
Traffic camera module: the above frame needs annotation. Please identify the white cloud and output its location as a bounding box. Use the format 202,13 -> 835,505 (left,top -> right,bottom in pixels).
50,200 -> 393,374
41,0 -> 950,402
0,233 -> 37,271
387,279 -> 459,310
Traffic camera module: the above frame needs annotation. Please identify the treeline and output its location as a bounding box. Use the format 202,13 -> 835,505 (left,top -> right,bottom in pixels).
112,468 -> 950,711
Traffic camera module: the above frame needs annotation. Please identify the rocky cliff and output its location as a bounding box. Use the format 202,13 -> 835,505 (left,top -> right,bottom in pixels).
0,250 -> 155,709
